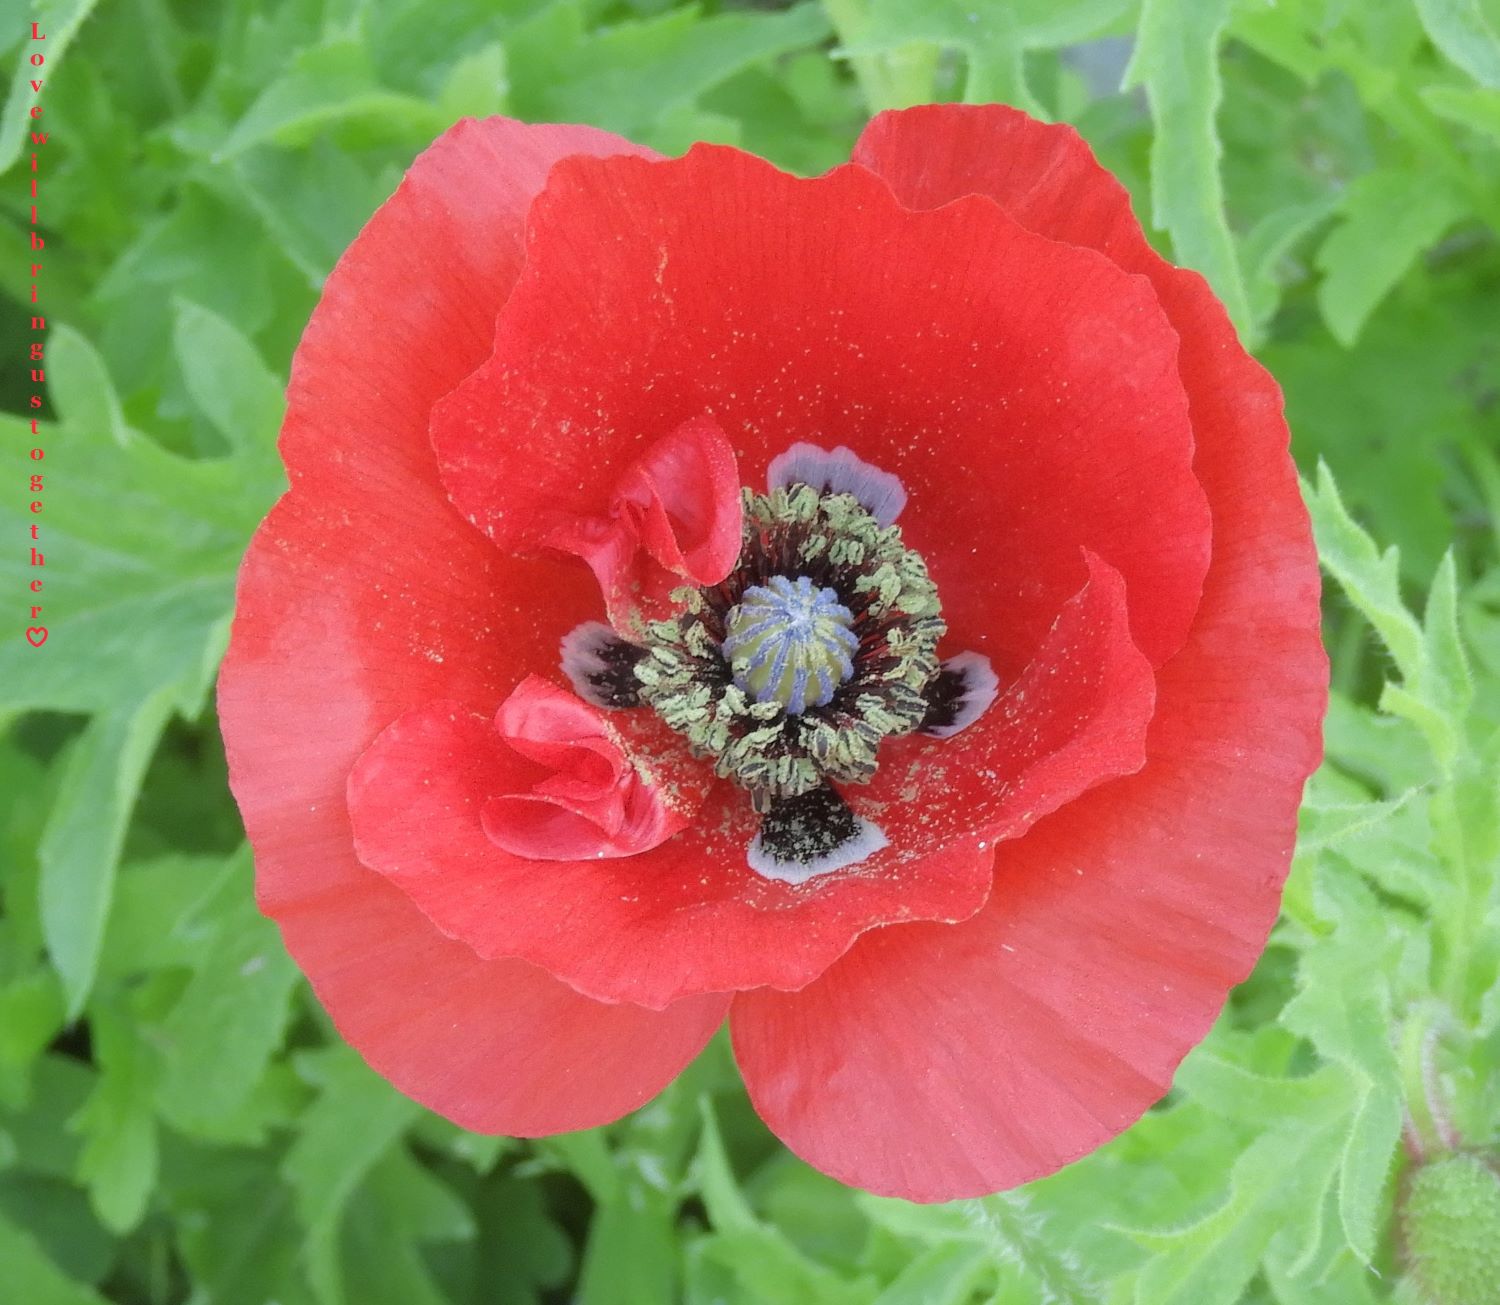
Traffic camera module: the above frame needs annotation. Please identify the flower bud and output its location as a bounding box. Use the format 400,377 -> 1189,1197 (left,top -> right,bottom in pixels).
1401,1152 -> 1500,1305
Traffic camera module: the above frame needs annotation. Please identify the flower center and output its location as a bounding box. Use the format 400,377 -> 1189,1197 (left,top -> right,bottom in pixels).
560,444 -> 999,882
632,483 -> 944,813
723,575 -> 858,715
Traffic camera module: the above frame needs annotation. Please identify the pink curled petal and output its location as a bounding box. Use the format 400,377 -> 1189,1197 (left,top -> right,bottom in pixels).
482,782 -> 688,861
547,416 -> 742,629
496,675 -> 628,795
488,676 -> 689,859
481,795 -> 622,860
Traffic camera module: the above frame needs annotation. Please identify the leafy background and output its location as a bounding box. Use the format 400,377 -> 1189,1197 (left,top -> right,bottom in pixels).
3,0 -> 1499,1301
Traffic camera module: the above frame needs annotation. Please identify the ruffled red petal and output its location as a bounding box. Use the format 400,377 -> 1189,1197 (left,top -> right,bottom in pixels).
430,143 -> 1212,677
345,696 -> 993,1010
869,552 -> 1154,849
731,105 -> 1326,1201
339,553 -> 1154,1013
218,118 -> 721,1130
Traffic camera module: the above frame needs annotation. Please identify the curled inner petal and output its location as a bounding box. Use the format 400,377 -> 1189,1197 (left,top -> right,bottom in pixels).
348,678 -> 689,889
544,416 -> 743,631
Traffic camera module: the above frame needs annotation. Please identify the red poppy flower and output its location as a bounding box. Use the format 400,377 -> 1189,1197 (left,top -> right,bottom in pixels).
219,104 -> 1327,1201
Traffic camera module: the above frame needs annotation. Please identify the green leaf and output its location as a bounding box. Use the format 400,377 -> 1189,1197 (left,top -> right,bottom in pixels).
0,0 -> 102,177
216,40 -> 448,158
577,1186 -> 680,1305
436,41 -> 510,120
1414,0 -> 1500,88
68,1004 -> 158,1234
337,1151 -> 473,1305
1281,870 -> 1406,1264
1120,1119 -> 1344,1304
688,1101 -> 876,1304
0,327 -> 283,716
0,1211 -> 108,1305
871,1243 -> 988,1305
1423,84 -> 1500,144
230,143 -> 395,287
837,0 -> 1130,113
1314,168 -> 1465,346
281,1047 -> 422,1305
153,847 -> 300,1138
165,1149 -> 314,1305
509,1 -> 831,136
471,1174 -> 573,1305
1123,0 -> 1253,338
172,300 -> 285,456
1306,463 -> 1474,771
860,1193 -> 1099,1303
38,689 -> 176,1017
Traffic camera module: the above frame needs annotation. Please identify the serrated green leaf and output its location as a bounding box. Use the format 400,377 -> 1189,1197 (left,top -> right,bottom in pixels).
861,1193 -> 1098,1303
1297,789 -> 1422,856
1122,1120 -> 1344,1305
1172,1051 -> 1348,1128
836,0 -> 1129,113
1123,0 -> 1253,338
1282,870 -> 1406,1264
1306,464 -> 1473,770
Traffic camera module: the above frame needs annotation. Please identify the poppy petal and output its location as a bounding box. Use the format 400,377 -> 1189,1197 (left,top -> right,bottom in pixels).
280,877 -> 726,1135
868,552 -> 1155,852
217,117 -> 693,1127
430,142 -> 1212,676
344,699 -> 994,1010
340,553 -> 1150,1011
726,105 -> 1326,1201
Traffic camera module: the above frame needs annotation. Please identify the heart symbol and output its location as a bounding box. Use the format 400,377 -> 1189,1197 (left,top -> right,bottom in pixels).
25,626 -> 47,647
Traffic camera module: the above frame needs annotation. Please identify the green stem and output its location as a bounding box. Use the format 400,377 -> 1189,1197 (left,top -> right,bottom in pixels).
822,0 -> 940,111
1397,1003 -> 1459,1162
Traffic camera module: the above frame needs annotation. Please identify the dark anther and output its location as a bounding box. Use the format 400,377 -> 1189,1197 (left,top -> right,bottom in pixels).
919,663 -> 970,734
757,785 -> 861,866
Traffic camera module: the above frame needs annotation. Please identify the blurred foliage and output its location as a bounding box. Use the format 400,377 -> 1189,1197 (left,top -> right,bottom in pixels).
2,0 -> 1499,1301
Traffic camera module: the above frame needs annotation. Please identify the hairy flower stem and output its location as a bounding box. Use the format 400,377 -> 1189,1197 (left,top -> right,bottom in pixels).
1397,1004 -> 1461,1163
